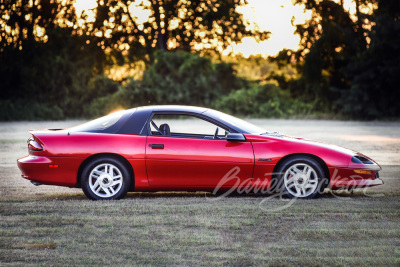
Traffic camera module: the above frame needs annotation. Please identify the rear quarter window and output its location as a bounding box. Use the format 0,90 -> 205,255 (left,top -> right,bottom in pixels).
68,110 -> 130,133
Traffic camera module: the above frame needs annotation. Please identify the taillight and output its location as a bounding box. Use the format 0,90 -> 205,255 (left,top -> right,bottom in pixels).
28,137 -> 43,151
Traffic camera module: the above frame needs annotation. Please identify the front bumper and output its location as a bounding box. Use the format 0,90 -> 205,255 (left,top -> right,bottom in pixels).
329,167 -> 384,190
17,155 -> 83,187
331,177 -> 384,189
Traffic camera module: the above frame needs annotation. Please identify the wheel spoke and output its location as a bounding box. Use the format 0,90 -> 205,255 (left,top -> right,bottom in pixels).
293,185 -> 300,195
305,168 -> 312,178
309,179 -> 318,184
111,179 -> 122,187
305,183 -> 315,189
293,166 -> 302,173
108,165 -> 114,176
92,179 -> 100,189
103,188 -> 111,196
93,170 -> 103,176
286,176 -> 294,184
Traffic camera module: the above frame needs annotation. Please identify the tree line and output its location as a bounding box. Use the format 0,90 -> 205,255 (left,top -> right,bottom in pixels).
0,0 -> 399,120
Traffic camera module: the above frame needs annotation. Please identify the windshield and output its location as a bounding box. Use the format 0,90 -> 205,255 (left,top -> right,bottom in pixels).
67,110 -> 126,133
205,110 -> 266,134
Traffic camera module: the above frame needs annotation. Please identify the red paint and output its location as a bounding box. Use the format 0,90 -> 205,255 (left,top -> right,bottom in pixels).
146,136 -> 254,186
17,129 -> 383,192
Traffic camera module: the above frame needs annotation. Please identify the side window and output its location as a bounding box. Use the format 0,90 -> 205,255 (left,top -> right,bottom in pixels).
150,114 -> 228,139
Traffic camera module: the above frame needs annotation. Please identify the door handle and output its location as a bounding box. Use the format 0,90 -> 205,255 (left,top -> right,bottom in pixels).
149,144 -> 164,149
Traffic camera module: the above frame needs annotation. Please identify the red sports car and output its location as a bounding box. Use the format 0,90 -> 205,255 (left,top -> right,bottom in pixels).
17,105 -> 383,200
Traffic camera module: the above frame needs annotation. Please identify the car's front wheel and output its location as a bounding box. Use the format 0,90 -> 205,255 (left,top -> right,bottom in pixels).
81,157 -> 131,200
276,156 -> 327,199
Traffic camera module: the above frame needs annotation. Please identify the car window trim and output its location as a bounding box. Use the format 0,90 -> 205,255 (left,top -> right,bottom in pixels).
146,111 -> 235,139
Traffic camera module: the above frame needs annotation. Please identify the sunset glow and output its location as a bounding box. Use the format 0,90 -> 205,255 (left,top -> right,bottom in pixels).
74,0 -> 97,15
73,0 -> 361,57
229,0 -> 312,57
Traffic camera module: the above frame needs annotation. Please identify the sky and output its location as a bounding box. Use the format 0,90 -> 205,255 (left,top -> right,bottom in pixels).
232,0 -> 358,57
74,0 -> 357,57
230,0 -> 311,57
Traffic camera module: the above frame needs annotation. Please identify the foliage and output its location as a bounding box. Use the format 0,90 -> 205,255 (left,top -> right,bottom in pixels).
289,0 -> 363,107
0,0 -> 110,120
214,82 -> 313,118
270,0 -> 400,119
0,99 -> 63,121
339,0 -> 400,118
0,0 -> 77,51
1,0 -> 399,120
84,52 -> 312,119
82,76 -> 122,118
84,0 -> 269,64
0,28 -> 106,120
84,51 -> 248,116
224,55 -> 278,81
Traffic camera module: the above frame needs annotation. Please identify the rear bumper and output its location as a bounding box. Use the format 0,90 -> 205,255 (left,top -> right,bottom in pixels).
17,155 -> 84,187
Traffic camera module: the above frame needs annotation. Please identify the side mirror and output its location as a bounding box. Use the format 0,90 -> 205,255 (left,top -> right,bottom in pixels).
226,133 -> 246,142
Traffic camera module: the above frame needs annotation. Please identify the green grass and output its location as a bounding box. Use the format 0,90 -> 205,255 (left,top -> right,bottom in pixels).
1,193 -> 400,266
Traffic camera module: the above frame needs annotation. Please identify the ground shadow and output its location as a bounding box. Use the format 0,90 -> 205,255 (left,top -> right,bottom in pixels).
31,189 -> 382,201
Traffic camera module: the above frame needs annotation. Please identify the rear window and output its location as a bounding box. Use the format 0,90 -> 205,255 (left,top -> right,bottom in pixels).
68,110 -> 127,133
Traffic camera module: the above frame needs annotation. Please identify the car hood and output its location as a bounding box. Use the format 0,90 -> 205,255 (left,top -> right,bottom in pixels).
247,133 -> 382,172
246,133 -> 360,157
284,135 -> 358,156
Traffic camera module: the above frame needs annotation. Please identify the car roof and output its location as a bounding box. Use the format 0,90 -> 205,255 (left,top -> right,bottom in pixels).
131,105 -> 209,114
69,105 -> 264,135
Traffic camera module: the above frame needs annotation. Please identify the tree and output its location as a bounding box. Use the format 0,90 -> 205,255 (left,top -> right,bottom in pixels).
83,0 -> 270,64
296,0 -> 362,107
341,0 -> 400,118
271,0 -> 399,118
269,0 -> 375,112
0,0 -> 108,119
0,0 -> 77,51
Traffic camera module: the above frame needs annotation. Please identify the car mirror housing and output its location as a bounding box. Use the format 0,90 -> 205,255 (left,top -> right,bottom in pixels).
226,133 -> 246,142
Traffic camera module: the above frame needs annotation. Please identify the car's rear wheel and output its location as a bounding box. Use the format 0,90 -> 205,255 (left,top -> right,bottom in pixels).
81,157 -> 130,200
277,156 -> 327,199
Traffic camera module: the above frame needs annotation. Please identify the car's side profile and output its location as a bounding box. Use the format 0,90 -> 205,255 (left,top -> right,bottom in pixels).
17,105 -> 383,200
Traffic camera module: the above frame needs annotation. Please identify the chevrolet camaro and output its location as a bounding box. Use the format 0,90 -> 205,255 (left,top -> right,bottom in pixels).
17,105 -> 383,200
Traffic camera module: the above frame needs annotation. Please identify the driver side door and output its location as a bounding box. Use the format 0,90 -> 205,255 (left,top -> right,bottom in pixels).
145,113 -> 254,187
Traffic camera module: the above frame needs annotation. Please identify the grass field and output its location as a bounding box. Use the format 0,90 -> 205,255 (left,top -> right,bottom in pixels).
1,120 -> 400,266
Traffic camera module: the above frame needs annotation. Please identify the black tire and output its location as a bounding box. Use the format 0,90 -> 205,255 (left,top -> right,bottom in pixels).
275,156 -> 328,199
81,157 -> 131,200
